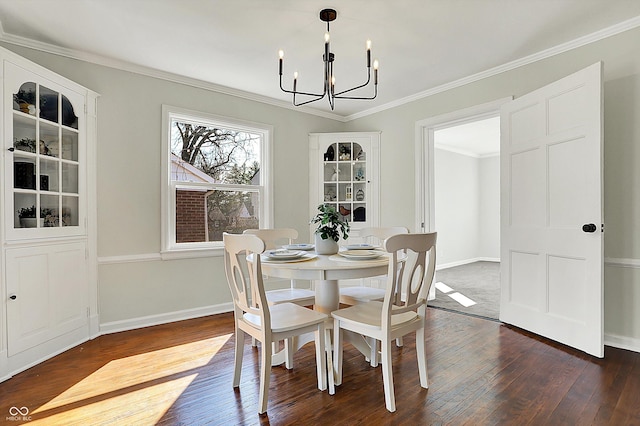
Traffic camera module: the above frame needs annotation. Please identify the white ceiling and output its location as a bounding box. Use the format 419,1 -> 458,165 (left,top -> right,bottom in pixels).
0,1 -> 639,119
435,116 -> 500,157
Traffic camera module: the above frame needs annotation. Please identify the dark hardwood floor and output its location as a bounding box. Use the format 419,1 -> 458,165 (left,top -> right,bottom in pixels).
1,308 -> 639,425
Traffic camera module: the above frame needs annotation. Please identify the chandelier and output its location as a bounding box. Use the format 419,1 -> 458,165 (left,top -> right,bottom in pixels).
278,8 -> 378,110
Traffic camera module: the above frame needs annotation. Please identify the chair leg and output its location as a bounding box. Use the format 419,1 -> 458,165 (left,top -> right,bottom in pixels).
315,326 -> 328,391
325,327 -> 335,395
233,328 -> 245,387
258,338 -> 273,415
284,338 -> 294,370
381,339 -> 396,412
369,338 -> 379,367
416,327 -> 429,389
333,321 -> 344,386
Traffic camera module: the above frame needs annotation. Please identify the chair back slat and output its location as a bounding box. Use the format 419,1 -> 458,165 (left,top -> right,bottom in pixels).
382,233 -> 437,323
358,226 -> 409,246
224,232 -> 270,324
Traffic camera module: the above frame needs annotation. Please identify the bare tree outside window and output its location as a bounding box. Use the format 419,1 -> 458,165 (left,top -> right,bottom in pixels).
171,120 -> 262,242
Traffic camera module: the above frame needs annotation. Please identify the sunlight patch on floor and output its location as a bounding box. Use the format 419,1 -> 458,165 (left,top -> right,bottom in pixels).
31,333 -> 232,419
435,281 -> 453,294
447,292 -> 477,307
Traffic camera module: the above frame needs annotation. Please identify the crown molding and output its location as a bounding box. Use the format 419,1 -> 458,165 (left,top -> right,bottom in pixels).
345,15 -> 640,121
2,15 -> 640,123
0,27 -> 346,122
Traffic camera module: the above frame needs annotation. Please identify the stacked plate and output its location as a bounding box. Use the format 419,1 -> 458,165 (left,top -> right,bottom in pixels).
283,243 -> 315,251
263,249 -> 306,261
338,249 -> 383,260
344,243 -> 377,250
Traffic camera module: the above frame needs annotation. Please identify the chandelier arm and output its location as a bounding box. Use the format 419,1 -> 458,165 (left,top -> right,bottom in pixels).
335,84 -> 378,100
294,94 -> 329,107
333,70 -> 372,97
280,75 -> 326,97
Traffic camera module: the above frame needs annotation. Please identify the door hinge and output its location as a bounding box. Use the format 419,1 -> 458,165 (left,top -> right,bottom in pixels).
601,223 -> 605,233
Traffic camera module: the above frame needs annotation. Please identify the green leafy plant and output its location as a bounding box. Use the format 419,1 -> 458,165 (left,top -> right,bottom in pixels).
18,206 -> 53,219
310,204 -> 350,242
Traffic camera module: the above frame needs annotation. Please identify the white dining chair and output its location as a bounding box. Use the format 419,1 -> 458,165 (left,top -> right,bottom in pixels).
223,232 -> 331,415
339,226 -> 409,306
332,232 -> 437,412
340,226 -> 409,366
244,228 -> 316,306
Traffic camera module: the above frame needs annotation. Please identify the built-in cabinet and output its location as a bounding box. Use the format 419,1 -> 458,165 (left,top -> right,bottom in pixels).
309,132 -> 380,238
1,46 -> 98,380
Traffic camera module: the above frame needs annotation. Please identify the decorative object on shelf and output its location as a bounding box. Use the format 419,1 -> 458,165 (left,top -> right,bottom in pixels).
339,144 -> 351,161
324,145 -> 335,161
17,205 -> 43,228
330,167 -> 338,181
354,166 -> 365,181
353,206 -> 366,221
339,205 -> 351,216
13,88 -> 36,115
14,138 -> 36,153
356,188 -> 365,201
324,187 -> 336,201
310,203 -> 350,255
345,186 -> 352,200
14,161 -> 36,189
278,8 -> 379,110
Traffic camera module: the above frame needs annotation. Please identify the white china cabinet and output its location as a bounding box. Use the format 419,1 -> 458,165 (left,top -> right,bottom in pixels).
309,132 -> 380,239
1,46 -> 98,380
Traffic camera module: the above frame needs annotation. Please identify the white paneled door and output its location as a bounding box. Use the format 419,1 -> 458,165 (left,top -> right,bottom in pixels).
500,62 -> 603,357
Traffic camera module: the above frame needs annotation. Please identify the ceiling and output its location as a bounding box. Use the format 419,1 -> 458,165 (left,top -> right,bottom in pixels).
0,1 -> 639,119
435,116 -> 500,157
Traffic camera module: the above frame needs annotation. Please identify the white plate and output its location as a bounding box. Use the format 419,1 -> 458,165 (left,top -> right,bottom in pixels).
264,249 -> 305,260
283,243 -> 315,251
338,250 -> 383,260
345,243 -> 376,250
262,253 -> 318,263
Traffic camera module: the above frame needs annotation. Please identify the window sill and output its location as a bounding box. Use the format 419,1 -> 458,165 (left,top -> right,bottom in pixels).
160,246 -> 223,261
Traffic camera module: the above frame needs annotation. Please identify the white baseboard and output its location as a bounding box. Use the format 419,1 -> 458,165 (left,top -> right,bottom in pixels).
604,332 -> 640,353
99,303 -> 233,335
436,257 -> 500,271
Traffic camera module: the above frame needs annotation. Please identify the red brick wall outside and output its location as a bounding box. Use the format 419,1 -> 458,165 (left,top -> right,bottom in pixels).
176,189 -> 206,243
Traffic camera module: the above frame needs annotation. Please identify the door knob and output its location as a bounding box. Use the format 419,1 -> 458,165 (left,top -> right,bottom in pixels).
582,223 -> 597,233
9,294 -> 17,300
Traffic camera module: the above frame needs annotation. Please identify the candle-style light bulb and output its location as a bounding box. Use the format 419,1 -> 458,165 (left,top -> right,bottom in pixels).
366,39 -> 371,67
331,75 -> 335,94
293,72 -> 298,92
373,60 -> 379,84
278,50 -> 284,75
324,32 -> 330,62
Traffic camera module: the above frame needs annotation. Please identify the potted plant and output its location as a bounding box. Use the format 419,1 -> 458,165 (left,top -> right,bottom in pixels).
310,204 -> 350,254
17,205 -> 41,228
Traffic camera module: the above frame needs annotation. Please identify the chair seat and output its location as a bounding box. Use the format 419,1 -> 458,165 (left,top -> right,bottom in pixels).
332,301 -> 419,331
266,288 -> 315,305
244,302 -> 327,333
339,286 -> 386,305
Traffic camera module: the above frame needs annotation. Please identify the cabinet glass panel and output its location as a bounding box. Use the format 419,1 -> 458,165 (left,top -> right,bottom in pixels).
353,203 -> 366,222
62,163 -> 78,194
39,158 -> 59,192
15,193 -> 38,228
41,194 -> 59,227
61,94 -> 78,129
13,114 -> 36,153
62,196 -> 78,226
61,128 -> 78,161
39,86 -> 59,124
14,156 -> 36,190
13,82 -> 37,116
40,121 -> 59,158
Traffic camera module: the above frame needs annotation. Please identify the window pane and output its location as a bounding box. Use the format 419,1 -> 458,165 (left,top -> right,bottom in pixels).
175,188 -> 260,243
170,119 -> 261,185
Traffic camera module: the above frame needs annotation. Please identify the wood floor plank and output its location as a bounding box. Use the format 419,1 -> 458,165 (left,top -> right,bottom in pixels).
1,308 -> 639,425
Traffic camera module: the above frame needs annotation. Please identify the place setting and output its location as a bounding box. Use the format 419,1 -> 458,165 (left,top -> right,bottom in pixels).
260,248 -> 317,263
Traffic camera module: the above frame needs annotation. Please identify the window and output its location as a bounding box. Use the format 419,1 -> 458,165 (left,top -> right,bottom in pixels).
161,106 -> 272,256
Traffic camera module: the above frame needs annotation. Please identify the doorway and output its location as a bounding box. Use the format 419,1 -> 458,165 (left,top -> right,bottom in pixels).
415,98 -> 510,320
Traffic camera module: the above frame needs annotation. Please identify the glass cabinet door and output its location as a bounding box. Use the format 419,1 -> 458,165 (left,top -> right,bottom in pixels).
322,141 -> 368,224
8,74 -> 82,233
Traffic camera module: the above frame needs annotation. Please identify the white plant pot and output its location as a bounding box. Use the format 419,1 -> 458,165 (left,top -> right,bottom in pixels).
315,234 -> 339,255
20,218 -> 43,228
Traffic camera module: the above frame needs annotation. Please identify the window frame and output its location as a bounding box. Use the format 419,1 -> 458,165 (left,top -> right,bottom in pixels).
161,105 -> 273,259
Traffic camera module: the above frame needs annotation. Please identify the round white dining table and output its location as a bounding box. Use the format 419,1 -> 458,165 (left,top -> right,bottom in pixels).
259,252 -> 390,315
